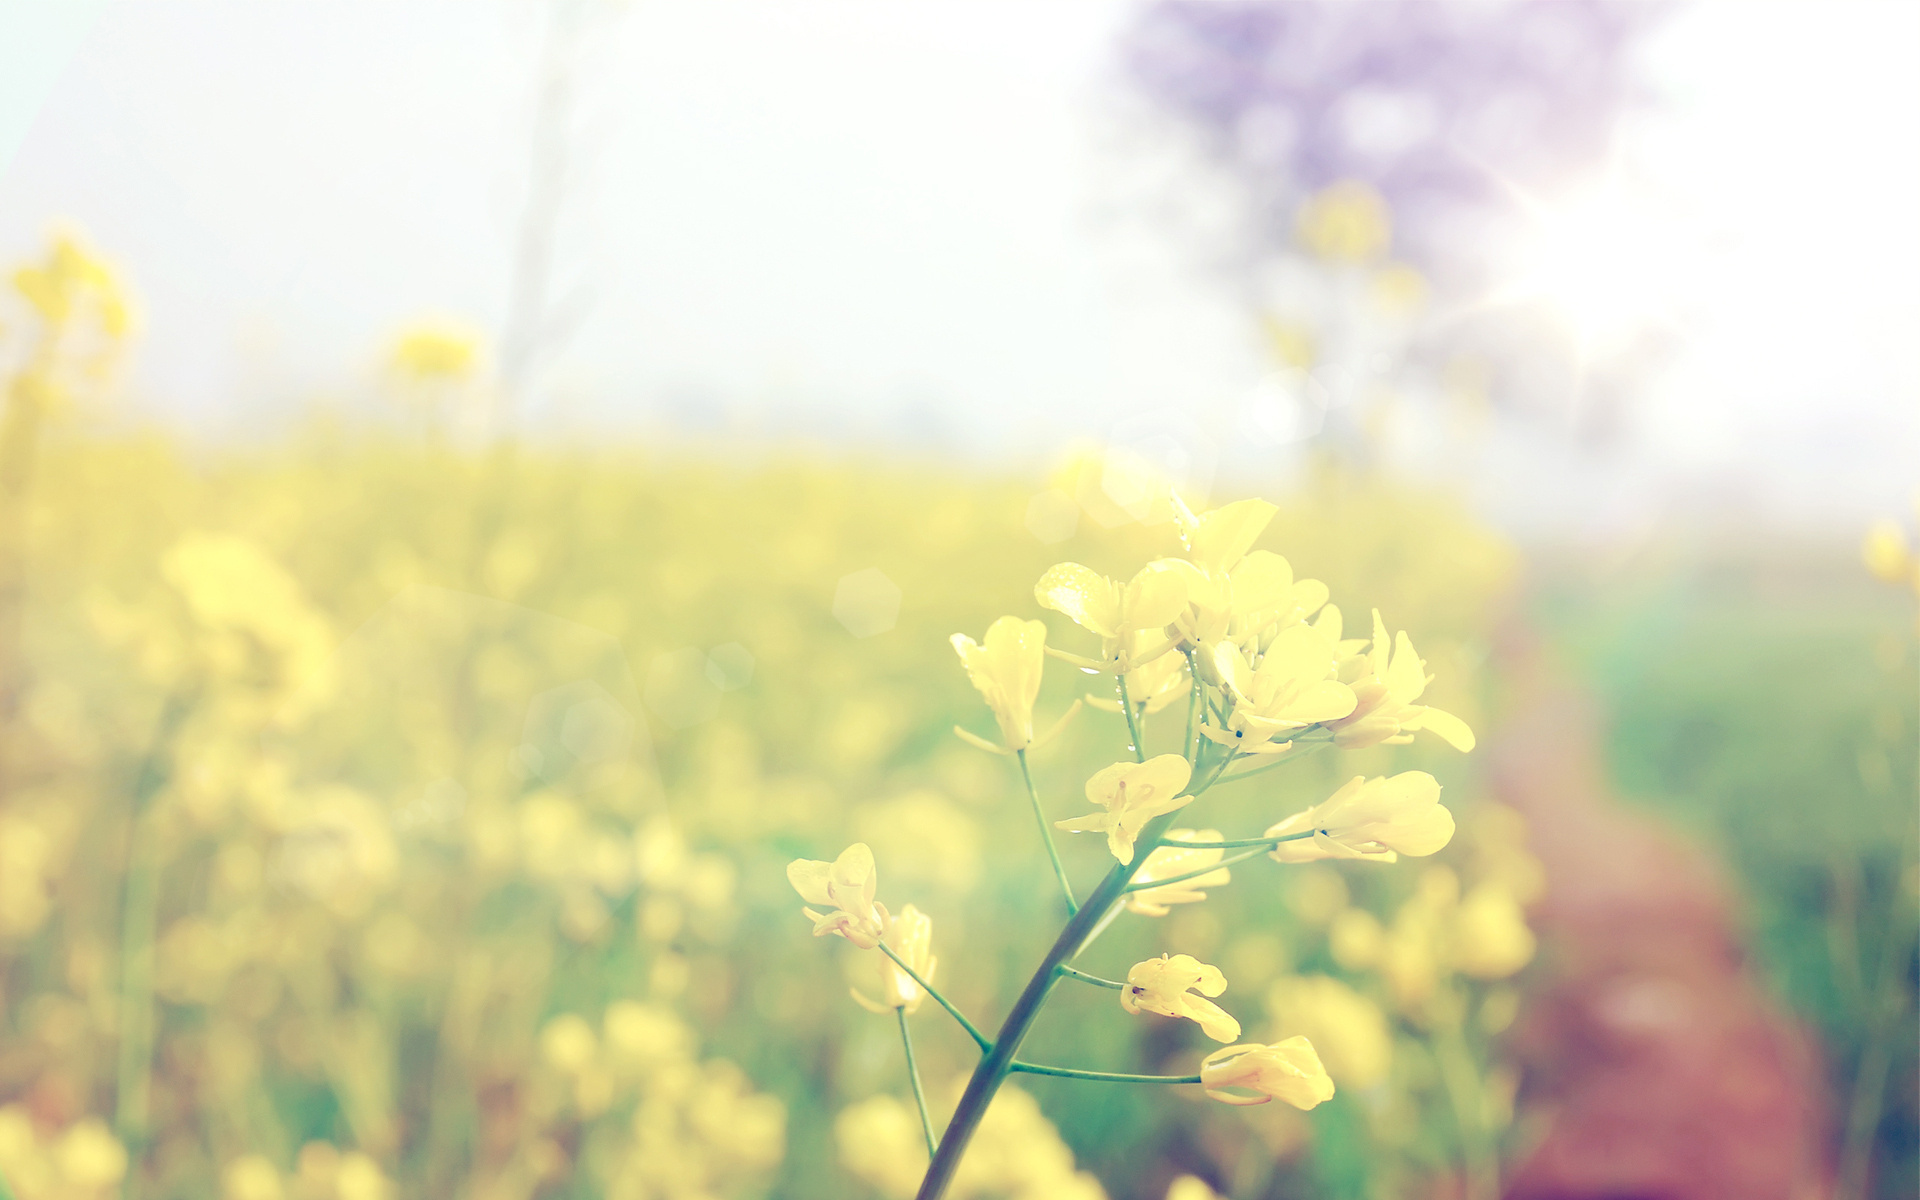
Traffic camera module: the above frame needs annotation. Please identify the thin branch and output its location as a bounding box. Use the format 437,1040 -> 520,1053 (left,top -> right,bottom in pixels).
1181,650 -> 1200,763
1018,749 -> 1077,915
880,942 -> 992,1054
1124,846 -> 1268,893
1117,672 -> 1146,762
1055,964 -> 1124,990
1160,830 -> 1318,850
898,1008 -> 938,1158
1009,1062 -> 1202,1084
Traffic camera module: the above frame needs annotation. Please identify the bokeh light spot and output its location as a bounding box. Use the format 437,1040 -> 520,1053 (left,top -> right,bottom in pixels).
832,569 -> 901,638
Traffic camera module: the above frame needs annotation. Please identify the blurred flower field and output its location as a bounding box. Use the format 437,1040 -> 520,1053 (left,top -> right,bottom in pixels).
0,231 -> 1912,1200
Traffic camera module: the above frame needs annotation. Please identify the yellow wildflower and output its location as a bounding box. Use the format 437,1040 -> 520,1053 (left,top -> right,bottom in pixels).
1121,953 -> 1241,1042
786,843 -> 890,949
1451,882 -> 1536,979
1265,975 -> 1392,1089
1203,625 -> 1357,754
1200,1037 -> 1336,1108
54,1118 -> 129,1189
1087,630 -> 1189,715
853,903 -> 936,1013
1054,754 -> 1194,864
1267,772 -> 1456,864
1124,829 -> 1231,916
1326,609 -> 1475,751
390,318 -> 483,383
951,616 -> 1048,752
1173,495 -> 1277,576
1296,180 -> 1390,262
1864,519 -> 1914,587
1034,560 -> 1189,672
1309,603 -> 1370,666
1167,1176 -> 1225,1200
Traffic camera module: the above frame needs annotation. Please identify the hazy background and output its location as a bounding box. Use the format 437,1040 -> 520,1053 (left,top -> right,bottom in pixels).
2,0 -> 1914,536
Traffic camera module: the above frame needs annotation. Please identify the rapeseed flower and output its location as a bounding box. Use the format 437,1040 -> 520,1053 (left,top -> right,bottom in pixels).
1034,560 -> 1188,672
1267,772 -> 1455,864
787,843 -> 890,949
1451,882 -> 1536,980
853,903 -> 936,1013
1054,754 -> 1193,864
1265,975 -> 1393,1089
1123,954 -> 1241,1042
1326,610 -> 1475,751
1124,830 -> 1231,916
1203,625 -> 1357,754
1200,1038 -> 1335,1108
952,616 -> 1067,753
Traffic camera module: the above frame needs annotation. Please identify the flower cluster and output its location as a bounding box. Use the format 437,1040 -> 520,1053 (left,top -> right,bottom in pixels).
787,488 -> 1484,1195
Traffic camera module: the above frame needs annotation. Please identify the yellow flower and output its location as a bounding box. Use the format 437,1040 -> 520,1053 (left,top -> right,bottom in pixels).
1203,625 -> 1357,754
1124,830 -> 1231,916
853,903 -> 936,1013
787,843 -> 890,949
1087,630 -> 1189,715
1200,1037 -> 1336,1108
1296,180 -> 1390,263
1167,1176 -> 1226,1200
54,1118 -> 129,1188
1034,560 -> 1189,672
1121,953 -> 1241,1042
390,318 -> 483,383
1326,610 -> 1474,751
1173,495 -> 1277,576
1451,883 -> 1535,980
1864,519 -> 1914,586
1054,754 -> 1194,864
1267,772 -> 1455,864
1265,975 -> 1392,1089
951,616 -> 1047,752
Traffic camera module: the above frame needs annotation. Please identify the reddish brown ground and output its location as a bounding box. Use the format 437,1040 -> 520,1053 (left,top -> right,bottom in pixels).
1489,643 -> 1833,1200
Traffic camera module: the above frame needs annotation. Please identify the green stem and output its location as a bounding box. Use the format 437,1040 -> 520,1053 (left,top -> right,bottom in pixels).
1123,846 -> 1268,893
1160,830 -> 1318,850
912,806 -> 1190,1200
1055,964 -> 1124,990
897,1007 -> 938,1158
116,692 -> 191,1200
1209,738 -> 1333,786
1181,651 -> 1199,763
1191,747 -> 1239,795
1117,673 -> 1145,762
880,941 -> 991,1054
1009,1062 -> 1201,1084
1017,749 -> 1077,915
0,1163 -> 16,1200
1434,1013 -> 1499,1200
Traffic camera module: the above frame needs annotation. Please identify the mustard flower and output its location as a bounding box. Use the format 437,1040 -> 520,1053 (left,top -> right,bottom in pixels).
1264,975 -> 1393,1089
1124,829 -> 1232,916
1121,954 -> 1241,1043
853,903 -> 936,1013
1325,609 -> 1474,751
1200,1037 -> 1336,1108
1034,560 -> 1188,672
1451,883 -> 1535,980
1266,772 -> 1455,864
1054,754 -> 1193,864
951,616 -> 1046,752
1172,495 -> 1277,576
1087,630 -> 1190,715
1202,625 -> 1357,754
787,843 -> 890,949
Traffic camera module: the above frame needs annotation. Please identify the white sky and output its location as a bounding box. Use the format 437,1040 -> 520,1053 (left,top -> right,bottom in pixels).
0,0 -> 1914,531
